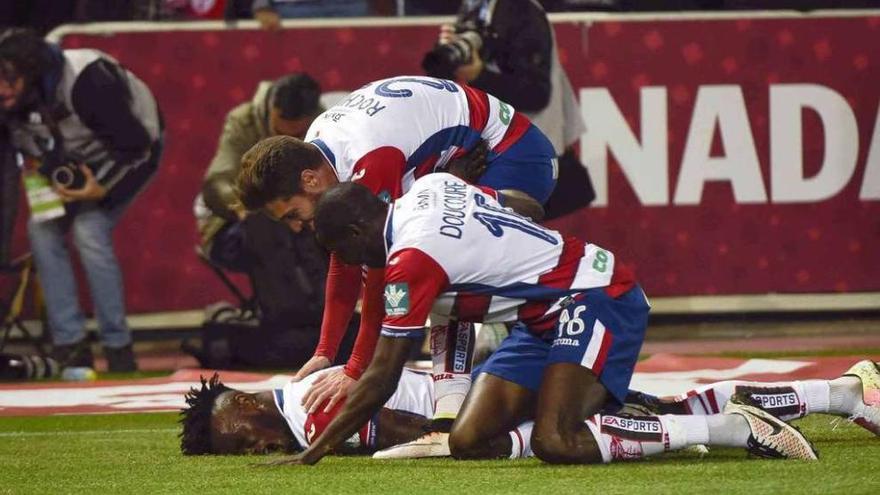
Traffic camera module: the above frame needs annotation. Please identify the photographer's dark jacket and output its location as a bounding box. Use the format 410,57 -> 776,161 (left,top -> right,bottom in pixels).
194,81 -> 274,248
460,0 -> 553,113
5,47 -> 162,209
459,0 -> 584,154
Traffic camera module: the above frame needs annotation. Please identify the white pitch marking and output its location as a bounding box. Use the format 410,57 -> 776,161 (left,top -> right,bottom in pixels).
0,427 -> 177,438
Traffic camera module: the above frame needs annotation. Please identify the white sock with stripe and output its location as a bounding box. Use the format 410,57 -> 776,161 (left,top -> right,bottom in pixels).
678,380 -> 833,420
430,321 -> 475,420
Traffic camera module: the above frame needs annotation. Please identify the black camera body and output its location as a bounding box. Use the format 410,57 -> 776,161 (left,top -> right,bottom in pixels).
422,20 -> 496,80
33,148 -> 89,190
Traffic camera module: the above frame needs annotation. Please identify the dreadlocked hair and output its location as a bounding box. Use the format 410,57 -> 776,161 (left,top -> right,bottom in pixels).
179,373 -> 232,455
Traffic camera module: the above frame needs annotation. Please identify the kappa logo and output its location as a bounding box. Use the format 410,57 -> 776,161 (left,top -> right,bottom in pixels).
306,422 -> 317,443
352,168 -> 367,181
384,283 -> 410,316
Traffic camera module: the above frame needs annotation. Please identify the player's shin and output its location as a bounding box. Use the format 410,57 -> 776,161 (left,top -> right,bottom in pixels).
431,320 -> 475,423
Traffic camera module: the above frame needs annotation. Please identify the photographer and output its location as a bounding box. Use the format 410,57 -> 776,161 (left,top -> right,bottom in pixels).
196,73 -> 323,272
0,29 -> 163,372
193,73 -> 357,369
423,0 -> 594,219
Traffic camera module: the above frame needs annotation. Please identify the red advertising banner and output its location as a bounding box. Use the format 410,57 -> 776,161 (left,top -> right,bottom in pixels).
552,14 -> 880,299
12,13 -> 875,313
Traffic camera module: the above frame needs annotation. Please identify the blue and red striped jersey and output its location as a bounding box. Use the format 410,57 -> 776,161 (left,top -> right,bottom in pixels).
380,174 -> 635,339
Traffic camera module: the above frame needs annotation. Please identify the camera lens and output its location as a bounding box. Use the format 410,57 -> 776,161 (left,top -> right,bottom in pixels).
51,167 -> 75,187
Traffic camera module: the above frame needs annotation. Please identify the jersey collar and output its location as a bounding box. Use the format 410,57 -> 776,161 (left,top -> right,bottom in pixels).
308,139 -> 340,181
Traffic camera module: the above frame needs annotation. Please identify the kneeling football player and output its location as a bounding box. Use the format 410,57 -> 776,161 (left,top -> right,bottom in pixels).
260,175 -> 828,465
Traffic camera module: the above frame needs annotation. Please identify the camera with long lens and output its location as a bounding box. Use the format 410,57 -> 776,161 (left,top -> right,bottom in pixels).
422,27 -> 485,80
0,352 -> 60,380
50,163 -> 86,189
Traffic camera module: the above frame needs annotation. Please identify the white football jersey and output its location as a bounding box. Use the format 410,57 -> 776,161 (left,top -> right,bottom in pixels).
380,174 -> 635,338
273,366 -> 435,448
304,76 -> 530,201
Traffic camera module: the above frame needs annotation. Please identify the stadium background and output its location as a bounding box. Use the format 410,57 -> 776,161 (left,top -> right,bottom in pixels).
1,9 -> 879,493
3,11 -> 875,316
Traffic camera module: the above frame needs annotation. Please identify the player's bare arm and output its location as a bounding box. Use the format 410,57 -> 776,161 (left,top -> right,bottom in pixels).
446,139 -> 490,184
266,336 -> 413,465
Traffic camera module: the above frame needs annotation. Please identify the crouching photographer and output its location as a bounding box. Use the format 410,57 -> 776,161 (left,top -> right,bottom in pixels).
0,28 -> 163,372
423,0 -> 594,219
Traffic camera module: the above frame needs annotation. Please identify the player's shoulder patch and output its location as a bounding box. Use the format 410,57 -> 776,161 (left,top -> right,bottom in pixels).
384,282 -> 410,316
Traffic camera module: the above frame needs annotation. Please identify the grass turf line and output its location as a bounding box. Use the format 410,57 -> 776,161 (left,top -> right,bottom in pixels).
1,412 -> 878,495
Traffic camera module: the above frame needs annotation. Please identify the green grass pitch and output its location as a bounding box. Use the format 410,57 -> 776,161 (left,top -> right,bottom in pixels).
1,412 -> 878,495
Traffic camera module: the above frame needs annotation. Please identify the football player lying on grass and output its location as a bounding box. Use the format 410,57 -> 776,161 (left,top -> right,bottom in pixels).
178,360 -> 879,458
180,366 -> 434,455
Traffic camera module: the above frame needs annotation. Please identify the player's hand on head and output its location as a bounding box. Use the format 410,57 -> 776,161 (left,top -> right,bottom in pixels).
291,355 -> 332,382
447,139 -> 490,184
302,368 -> 356,414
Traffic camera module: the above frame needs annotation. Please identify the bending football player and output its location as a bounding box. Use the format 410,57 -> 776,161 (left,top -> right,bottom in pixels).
235,75 -> 557,429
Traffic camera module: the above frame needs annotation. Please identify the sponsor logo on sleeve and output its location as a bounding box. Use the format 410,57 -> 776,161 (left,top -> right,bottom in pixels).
499,102 -> 512,125
384,283 -> 410,316
305,422 -> 317,444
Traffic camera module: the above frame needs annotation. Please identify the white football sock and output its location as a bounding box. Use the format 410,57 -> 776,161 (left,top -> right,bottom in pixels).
680,379 -> 837,421
430,321 -> 475,420
509,421 -> 534,459
828,376 -> 862,415
797,380 -> 831,415
706,413 -> 750,447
